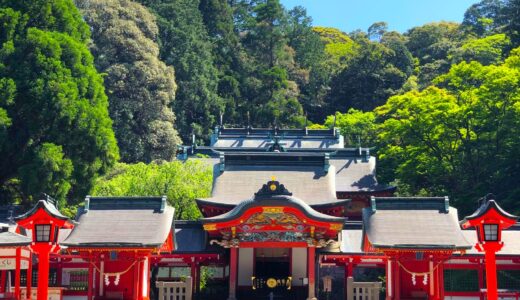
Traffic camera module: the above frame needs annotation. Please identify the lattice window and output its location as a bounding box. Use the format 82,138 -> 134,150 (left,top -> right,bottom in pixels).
444,269 -> 479,292
497,270 -> 520,290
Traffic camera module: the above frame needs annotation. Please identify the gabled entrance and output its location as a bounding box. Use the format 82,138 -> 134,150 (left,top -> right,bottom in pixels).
201,179 -> 346,300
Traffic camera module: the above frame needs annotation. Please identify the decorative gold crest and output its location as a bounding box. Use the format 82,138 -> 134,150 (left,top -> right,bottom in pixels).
266,278 -> 277,288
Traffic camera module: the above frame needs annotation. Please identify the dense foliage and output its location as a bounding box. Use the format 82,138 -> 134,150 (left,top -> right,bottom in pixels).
0,0 -> 118,206
76,0 -> 181,163
2,0 -> 520,215
91,160 -> 212,220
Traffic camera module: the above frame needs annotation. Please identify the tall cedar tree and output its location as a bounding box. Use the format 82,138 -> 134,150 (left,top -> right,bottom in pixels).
136,0 -> 222,142
240,0 -> 305,127
0,0 -> 119,206
76,0 -> 181,163
199,0 -> 246,126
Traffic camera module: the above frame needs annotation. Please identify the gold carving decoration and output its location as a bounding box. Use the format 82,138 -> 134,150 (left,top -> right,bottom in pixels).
262,207 -> 284,214
329,223 -> 343,231
203,224 -> 217,231
246,211 -> 301,226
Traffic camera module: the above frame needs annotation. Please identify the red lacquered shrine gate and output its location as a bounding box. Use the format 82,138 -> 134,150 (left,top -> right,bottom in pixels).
61,197 -> 175,300
201,179 -> 346,300
362,197 -> 472,300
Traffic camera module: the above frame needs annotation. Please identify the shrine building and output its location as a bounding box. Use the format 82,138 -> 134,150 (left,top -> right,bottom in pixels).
1,126 -> 520,300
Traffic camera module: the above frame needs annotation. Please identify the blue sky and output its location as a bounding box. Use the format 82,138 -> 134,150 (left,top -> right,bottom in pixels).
280,0 -> 481,33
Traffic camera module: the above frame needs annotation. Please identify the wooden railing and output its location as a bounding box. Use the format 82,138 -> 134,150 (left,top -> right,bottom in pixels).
156,276 -> 192,300
346,277 -> 382,300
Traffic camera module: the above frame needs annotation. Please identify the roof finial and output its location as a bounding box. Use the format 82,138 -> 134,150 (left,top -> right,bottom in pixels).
247,111 -> 250,128
219,111 -> 223,127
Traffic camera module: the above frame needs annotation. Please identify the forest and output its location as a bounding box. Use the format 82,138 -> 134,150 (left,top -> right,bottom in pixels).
0,0 -> 519,217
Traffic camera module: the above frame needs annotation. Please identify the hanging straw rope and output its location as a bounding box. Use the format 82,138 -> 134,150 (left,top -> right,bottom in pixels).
90,261 -> 137,276
396,261 -> 442,276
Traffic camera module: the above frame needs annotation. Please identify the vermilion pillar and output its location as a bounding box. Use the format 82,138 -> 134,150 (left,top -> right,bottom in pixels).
87,260 -> 94,300
15,248 -> 21,300
27,253 -> 32,300
386,258 -> 393,300
307,246 -> 316,300
485,248 -> 498,300
0,270 -> 5,293
37,251 -> 50,300
227,247 -> 237,300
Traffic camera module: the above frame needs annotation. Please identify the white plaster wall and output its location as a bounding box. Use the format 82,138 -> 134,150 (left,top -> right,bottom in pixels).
291,248 -> 307,286
238,248 -> 254,286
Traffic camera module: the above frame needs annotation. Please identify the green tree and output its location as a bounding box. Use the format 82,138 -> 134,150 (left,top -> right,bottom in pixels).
503,0 -> 520,47
324,109 -> 377,147
77,0 -> 181,163
367,22 -> 388,42
137,0 -> 222,141
462,0 -> 505,36
327,33 -> 412,112
405,22 -> 463,87
240,0 -> 306,127
0,0 -> 119,205
449,33 -> 511,65
313,27 -> 358,74
91,161 -> 212,220
199,0 -> 250,127
376,51 -> 520,214
285,7 -> 329,122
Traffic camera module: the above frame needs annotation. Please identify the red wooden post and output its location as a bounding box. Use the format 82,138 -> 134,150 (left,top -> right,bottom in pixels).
27,253 -> 32,300
134,258 -> 141,300
385,258 -> 393,300
485,248 -> 498,300
393,259 -> 400,300
0,270 -> 5,294
307,246 -> 316,300
87,260 -> 93,300
227,247 -> 237,300
14,248 -> 21,300
37,251 -> 50,300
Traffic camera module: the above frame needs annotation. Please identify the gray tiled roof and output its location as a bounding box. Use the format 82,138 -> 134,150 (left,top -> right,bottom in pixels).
362,197 -> 472,250
324,227 -> 520,256
61,197 -> 174,248
211,127 -> 343,150
0,231 -> 31,247
199,164 -> 339,206
332,157 -> 392,192
212,137 -> 343,149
